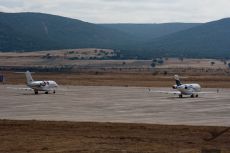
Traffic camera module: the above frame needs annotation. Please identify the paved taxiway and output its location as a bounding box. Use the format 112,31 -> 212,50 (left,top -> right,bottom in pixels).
0,85 -> 230,126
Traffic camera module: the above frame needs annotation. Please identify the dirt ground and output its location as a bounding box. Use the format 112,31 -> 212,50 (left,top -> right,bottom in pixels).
0,120 -> 229,153
1,53 -> 230,153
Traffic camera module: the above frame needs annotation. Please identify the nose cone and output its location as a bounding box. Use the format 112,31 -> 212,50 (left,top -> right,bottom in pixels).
172,85 -> 177,89
54,82 -> 58,87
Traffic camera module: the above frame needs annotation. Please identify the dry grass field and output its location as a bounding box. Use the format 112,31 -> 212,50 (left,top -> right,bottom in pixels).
2,51 -> 229,87
1,51 -> 230,84
158,58 -> 229,69
0,48 -> 115,58
2,71 -> 230,88
0,120 -> 230,153
0,50 -> 229,69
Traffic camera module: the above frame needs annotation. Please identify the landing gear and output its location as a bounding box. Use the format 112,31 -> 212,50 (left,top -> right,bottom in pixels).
53,90 -> 56,94
179,94 -> 183,98
191,94 -> 198,98
45,91 -> 49,94
34,90 -> 38,95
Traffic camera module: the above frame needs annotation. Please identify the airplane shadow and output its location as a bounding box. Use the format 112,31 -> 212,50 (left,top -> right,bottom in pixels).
166,96 -> 200,100
14,92 -> 64,96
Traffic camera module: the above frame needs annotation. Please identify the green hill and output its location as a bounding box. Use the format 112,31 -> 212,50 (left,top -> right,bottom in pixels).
0,12 -> 136,52
100,23 -> 200,41
1,12 -> 230,59
123,18 -> 230,59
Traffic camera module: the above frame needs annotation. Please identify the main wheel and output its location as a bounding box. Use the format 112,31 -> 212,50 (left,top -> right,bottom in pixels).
45,91 -> 49,94
196,94 -> 199,98
34,90 -> 38,94
179,94 -> 183,98
190,94 -> 194,98
53,90 -> 56,94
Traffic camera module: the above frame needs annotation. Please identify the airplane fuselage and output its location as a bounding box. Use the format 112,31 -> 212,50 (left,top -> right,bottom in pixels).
173,83 -> 201,96
27,80 -> 58,92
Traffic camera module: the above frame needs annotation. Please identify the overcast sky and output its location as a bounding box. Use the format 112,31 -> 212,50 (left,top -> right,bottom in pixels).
1,0 -> 230,23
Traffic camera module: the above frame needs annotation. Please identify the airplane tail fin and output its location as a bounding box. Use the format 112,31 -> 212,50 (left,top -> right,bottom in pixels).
174,75 -> 182,86
25,71 -> 34,84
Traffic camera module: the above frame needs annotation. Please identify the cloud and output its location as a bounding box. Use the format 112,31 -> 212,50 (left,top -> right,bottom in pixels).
0,0 -> 230,23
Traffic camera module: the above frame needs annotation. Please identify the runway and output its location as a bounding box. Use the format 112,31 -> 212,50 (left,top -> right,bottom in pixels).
0,85 -> 230,126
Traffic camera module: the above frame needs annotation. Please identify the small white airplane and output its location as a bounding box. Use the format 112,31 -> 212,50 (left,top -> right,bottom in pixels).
26,71 -> 58,94
10,71 -> 58,94
172,75 -> 201,98
149,75 -> 213,98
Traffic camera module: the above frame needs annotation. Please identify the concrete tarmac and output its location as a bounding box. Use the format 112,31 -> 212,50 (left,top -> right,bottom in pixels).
0,85 -> 230,126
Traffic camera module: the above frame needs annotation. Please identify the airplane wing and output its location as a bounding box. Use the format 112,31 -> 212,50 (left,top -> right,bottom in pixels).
7,86 -> 71,92
147,89 -> 181,95
7,87 -> 33,91
196,91 -> 217,94
147,89 -> 217,95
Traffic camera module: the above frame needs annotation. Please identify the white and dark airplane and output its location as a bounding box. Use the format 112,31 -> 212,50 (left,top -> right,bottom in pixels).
149,75 -> 213,98
172,75 -> 201,98
25,71 -> 58,94
10,71 -> 58,94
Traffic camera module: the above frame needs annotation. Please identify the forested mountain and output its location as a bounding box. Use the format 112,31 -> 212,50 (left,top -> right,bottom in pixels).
136,18 -> 230,58
0,12 -> 136,52
1,12 -> 230,59
100,23 -> 200,41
